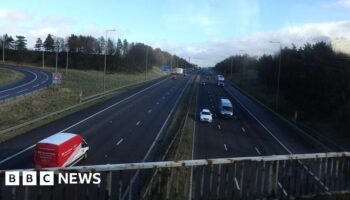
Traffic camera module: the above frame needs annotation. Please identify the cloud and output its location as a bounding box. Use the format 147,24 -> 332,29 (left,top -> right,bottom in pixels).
323,0 -> 350,8
0,8 -> 30,21
154,21 -> 350,67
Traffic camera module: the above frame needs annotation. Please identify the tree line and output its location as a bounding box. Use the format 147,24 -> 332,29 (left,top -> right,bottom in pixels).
215,42 -> 350,132
0,34 -> 193,73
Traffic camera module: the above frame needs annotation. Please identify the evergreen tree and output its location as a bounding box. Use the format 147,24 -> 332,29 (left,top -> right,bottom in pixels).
43,34 -> 55,51
15,36 -> 27,51
34,38 -> 43,51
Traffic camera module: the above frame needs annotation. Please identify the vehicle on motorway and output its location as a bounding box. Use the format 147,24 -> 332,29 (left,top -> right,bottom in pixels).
200,109 -> 213,123
219,98 -> 233,118
33,133 -> 89,168
172,75 -> 177,80
217,75 -> 225,86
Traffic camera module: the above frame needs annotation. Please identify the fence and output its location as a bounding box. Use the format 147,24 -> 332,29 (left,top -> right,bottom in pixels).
1,152 -> 350,200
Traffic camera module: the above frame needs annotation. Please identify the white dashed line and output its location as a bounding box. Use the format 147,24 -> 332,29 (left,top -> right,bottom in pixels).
136,121 -> 141,126
241,127 -> 246,133
148,109 -> 152,113
32,84 -> 39,88
255,147 -> 261,155
156,102 -> 159,105
224,144 -> 228,151
116,138 -> 124,146
217,124 -> 221,130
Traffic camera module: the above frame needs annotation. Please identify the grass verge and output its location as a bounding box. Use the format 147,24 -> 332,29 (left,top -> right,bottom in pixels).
0,62 -> 165,142
0,67 -> 24,87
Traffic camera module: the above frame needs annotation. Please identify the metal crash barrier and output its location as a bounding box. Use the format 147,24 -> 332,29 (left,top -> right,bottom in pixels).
1,152 -> 350,200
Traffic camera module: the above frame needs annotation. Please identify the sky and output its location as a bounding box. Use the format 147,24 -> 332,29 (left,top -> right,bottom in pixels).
1,0 -> 350,67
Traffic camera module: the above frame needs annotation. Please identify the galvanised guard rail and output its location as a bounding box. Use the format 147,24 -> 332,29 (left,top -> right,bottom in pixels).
1,152 -> 350,200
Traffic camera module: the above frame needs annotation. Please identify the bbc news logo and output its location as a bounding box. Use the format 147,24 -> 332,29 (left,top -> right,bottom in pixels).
5,171 -> 101,186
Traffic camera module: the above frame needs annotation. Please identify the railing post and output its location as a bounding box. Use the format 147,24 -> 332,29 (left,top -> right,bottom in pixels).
105,171 -> 112,200
268,161 -> 278,197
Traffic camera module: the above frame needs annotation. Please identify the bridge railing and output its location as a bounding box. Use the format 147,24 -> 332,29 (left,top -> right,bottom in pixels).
1,152 -> 350,200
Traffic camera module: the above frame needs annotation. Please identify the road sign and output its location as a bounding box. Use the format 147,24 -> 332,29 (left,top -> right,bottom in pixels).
161,65 -> 170,72
52,72 -> 63,84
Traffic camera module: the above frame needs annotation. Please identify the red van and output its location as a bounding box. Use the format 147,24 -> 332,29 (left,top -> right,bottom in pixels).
34,133 -> 89,168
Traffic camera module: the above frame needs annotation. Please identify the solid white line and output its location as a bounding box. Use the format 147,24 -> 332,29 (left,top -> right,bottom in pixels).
0,94 -> 9,99
0,76 -> 171,164
224,144 -> 228,151
136,121 -> 141,126
122,75 -> 193,200
16,89 -> 28,93
241,127 -> 246,133
0,145 -> 35,164
116,139 -> 124,146
234,177 -> 240,190
225,85 -> 330,192
255,147 -> 261,155
0,67 -> 38,94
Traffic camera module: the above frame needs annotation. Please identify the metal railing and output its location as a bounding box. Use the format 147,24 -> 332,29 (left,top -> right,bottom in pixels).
1,152 -> 350,200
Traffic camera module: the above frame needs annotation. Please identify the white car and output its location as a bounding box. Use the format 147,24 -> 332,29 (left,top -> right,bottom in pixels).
200,109 -> 213,123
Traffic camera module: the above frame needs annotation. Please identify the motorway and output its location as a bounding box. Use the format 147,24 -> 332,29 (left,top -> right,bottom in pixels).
0,65 -> 52,101
191,70 -> 337,198
0,73 -> 192,170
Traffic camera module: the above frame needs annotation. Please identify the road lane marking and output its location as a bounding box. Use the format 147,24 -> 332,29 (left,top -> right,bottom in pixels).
116,138 -> 124,146
217,124 -> 221,130
148,109 -> 152,113
224,144 -> 228,151
16,89 -> 28,94
234,177 -> 240,190
136,121 -> 141,126
225,84 -> 330,192
0,67 -> 38,94
156,102 -> 159,105
40,81 -> 45,84
241,127 -> 246,133
32,84 -> 39,88
122,76 -> 193,200
255,147 -> 261,155
0,76 -> 171,165
0,94 -> 10,99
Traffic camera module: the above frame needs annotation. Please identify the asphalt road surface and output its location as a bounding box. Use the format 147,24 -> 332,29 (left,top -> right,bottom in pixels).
191,70 -> 338,198
0,73 -> 192,170
0,65 -> 52,101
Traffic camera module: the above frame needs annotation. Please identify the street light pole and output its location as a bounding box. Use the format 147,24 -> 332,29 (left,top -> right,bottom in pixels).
145,47 -> 148,80
269,41 -> 282,111
42,49 -> 45,68
2,36 -> 5,63
66,46 -> 69,73
230,57 -> 233,79
55,40 -> 59,73
103,29 -> 116,92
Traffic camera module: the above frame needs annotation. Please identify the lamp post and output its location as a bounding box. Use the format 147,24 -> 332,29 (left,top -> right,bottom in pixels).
269,41 -> 282,111
145,47 -> 148,80
55,40 -> 59,73
65,42 -> 69,73
42,49 -> 45,68
103,29 -> 116,91
2,35 -> 5,63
